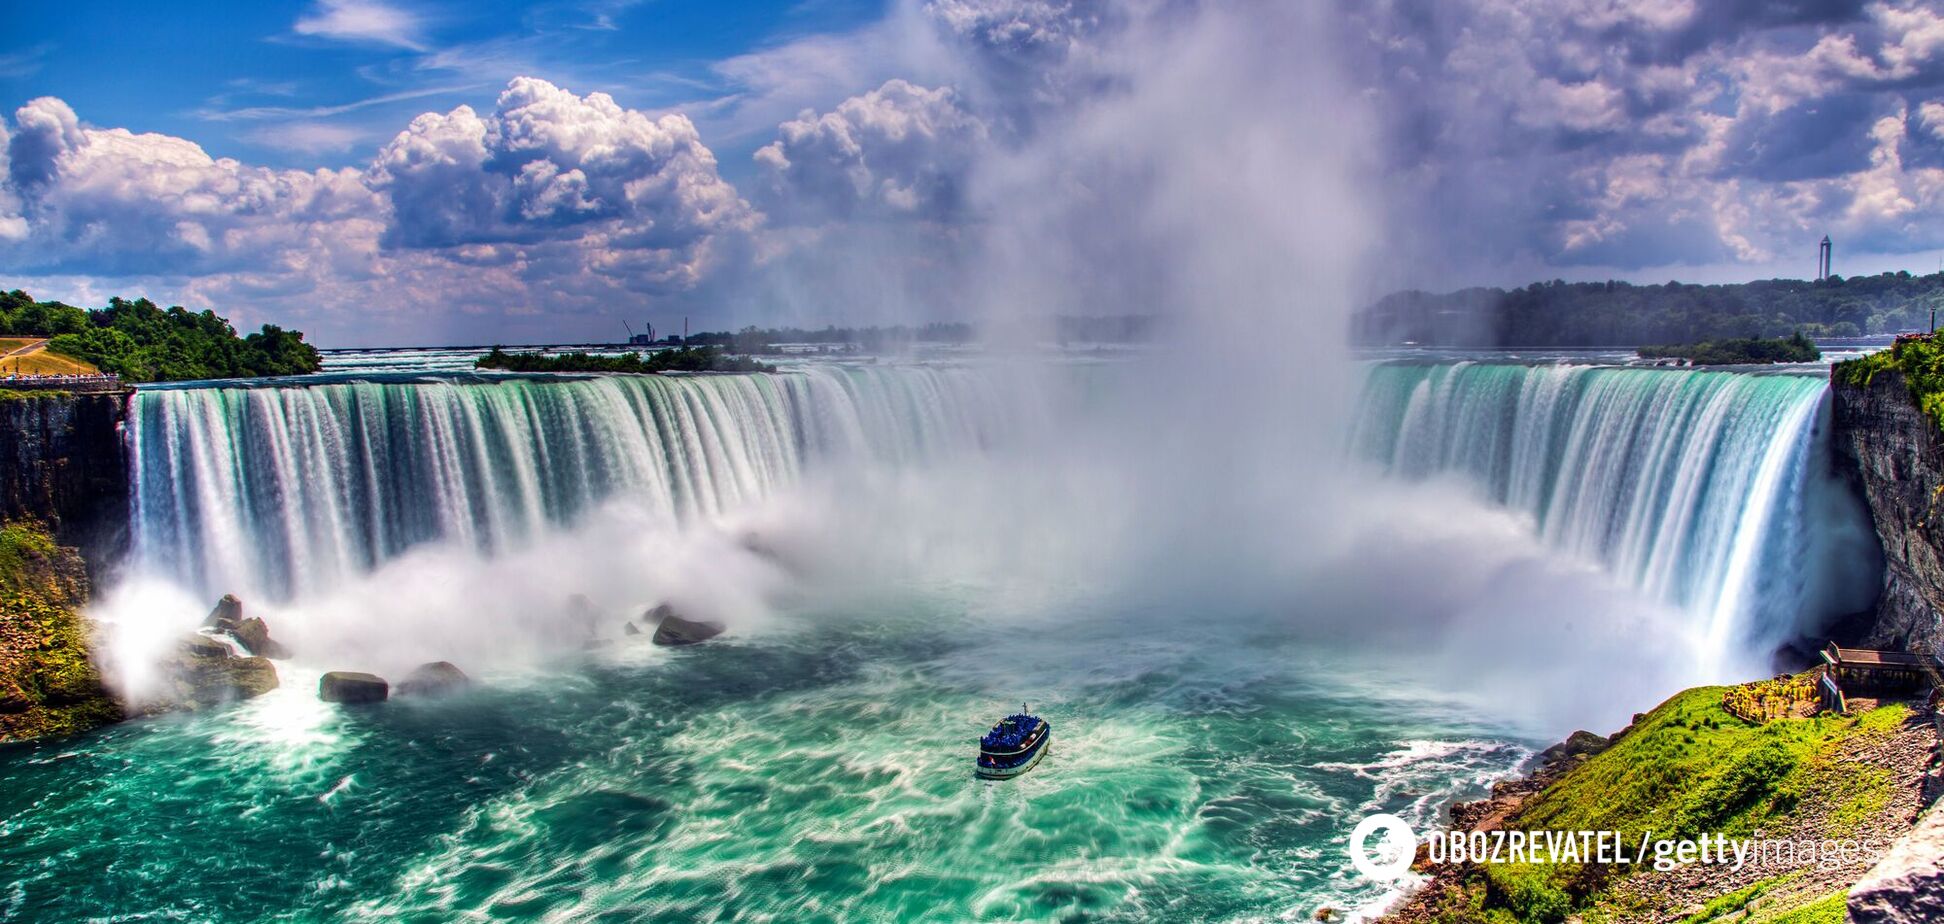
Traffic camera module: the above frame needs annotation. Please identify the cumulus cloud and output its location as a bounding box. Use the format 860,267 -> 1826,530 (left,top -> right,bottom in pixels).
1339,0 -> 1944,275
3,96 -> 380,278
0,80 -> 757,342
753,79 -> 988,224
9,0 -> 1944,343
369,77 -> 756,290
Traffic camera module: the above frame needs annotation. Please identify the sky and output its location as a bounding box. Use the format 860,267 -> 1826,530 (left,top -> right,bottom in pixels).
2,0 -> 1944,346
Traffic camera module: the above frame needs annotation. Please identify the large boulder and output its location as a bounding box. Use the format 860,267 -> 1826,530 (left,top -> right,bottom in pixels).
395,662 -> 469,697
227,617 -> 292,660
1850,805 -> 1944,923
153,633 -> 279,708
202,594 -> 244,630
226,657 -> 280,699
1537,730 -> 1609,768
319,671 -> 389,704
648,605 -> 725,647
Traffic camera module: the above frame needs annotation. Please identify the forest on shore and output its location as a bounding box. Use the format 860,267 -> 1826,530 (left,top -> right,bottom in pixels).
0,290 -> 322,383
1358,271 -> 1944,347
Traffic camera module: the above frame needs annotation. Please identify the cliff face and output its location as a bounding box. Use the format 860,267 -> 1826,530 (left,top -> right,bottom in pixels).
0,389 -> 129,560
1830,369 -> 1944,652
0,521 -> 121,742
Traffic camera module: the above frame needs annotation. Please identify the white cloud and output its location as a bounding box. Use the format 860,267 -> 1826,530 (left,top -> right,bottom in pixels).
754,79 -> 988,224
368,77 -> 757,290
4,97 -> 380,277
293,0 -> 427,51
0,80 -> 759,342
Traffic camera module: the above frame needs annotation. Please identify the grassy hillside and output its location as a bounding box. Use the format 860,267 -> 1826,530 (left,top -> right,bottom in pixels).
0,521 -> 119,742
1396,685 -> 1927,924
0,341 -> 100,376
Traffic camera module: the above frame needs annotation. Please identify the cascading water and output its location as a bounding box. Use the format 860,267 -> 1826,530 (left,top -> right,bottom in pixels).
13,357 -> 1879,922
128,363 -> 1015,600
1350,361 -> 1860,655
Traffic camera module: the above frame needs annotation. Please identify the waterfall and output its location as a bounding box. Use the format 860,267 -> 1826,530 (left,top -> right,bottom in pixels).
1351,361 -> 1845,651
128,364 -> 1013,600
127,358 -> 1862,656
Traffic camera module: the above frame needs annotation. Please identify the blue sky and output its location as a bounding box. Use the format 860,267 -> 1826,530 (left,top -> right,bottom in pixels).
2,0 -> 885,172
3,1 -> 1944,345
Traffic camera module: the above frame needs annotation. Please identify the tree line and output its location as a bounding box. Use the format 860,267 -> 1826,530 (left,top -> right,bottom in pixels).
1358,271 -> 1944,347
0,290 -> 322,382
476,346 -> 776,375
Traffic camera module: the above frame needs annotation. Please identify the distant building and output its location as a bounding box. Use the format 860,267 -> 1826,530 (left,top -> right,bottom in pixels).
1818,235 -> 1833,280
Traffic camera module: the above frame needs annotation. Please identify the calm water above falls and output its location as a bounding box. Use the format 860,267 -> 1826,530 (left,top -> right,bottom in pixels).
0,358 -> 1871,922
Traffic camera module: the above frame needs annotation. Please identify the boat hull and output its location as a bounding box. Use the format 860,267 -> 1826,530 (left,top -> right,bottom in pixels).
975,725 -> 1051,780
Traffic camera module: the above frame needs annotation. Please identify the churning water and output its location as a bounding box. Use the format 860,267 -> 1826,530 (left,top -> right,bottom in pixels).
0,357 -> 1875,922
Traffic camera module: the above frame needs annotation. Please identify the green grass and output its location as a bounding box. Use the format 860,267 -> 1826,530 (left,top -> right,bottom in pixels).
0,521 -> 59,588
0,387 -> 71,402
0,521 -> 118,740
1471,686 -> 1906,923
1834,334 -> 1944,429
1756,890 -> 1847,924
1680,871 -> 1801,923
0,349 -> 98,376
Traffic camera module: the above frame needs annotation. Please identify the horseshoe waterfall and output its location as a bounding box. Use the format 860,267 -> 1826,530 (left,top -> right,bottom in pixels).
4,359 -> 1883,923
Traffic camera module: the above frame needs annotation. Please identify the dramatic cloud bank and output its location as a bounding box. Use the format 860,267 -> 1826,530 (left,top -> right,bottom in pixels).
3,0 -> 1943,342
1344,0 -> 1944,279
2,80 -> 754,341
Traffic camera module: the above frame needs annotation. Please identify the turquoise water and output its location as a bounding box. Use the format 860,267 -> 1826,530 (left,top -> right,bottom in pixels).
0,599 -> 1522,922
1,358 -> 1865,922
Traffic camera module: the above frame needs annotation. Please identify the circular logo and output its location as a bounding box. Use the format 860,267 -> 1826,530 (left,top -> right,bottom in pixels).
1348,813 -> 1417,881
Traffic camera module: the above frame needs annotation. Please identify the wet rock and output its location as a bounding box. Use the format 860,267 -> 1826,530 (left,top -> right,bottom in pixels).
178,633 -> 231,660
202,594 -> 244,630
319,671 -> 389,704
1831,371 -> 1944,651
0,678 -> 32,713
396,661 -> 469,697
1850,804 -> 1944,923
648,605 -> 725,647
623,622 -> 642,636
227,658 -> 280,699
228,617 -> 292,660
153,634 -> 279,708
1537,730 -> 1609,768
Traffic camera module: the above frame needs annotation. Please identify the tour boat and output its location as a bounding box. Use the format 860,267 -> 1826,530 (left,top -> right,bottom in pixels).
975,707 -> 1051,780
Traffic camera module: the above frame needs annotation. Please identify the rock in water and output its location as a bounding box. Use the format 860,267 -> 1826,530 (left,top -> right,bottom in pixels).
649,607 -> 725,647
396,662 -> 469,697
623,622 -> 642,636
154,634 -> 279,708
319,671 -> 389,704
203,594 -> 244,630
228,658 -> 280,699
1850,804 -> 1944,923
177,633 -> 231,660
227,617 -> 292,660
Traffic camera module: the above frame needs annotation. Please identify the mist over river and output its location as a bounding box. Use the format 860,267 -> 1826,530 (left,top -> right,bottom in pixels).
0,352 -> 1879,922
